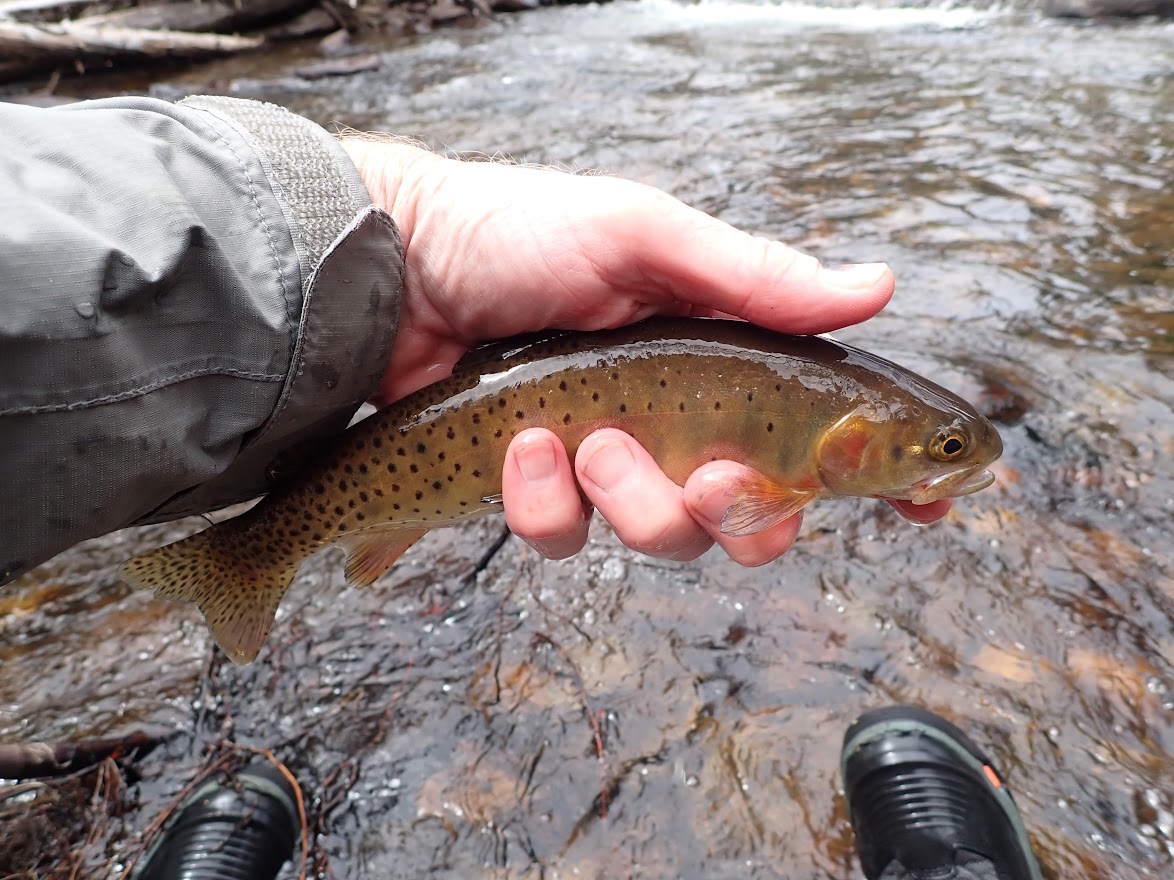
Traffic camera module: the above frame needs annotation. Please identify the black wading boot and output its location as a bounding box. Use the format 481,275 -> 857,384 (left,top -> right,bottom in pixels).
136,761 -> 300,880
841,705 -> 1044,880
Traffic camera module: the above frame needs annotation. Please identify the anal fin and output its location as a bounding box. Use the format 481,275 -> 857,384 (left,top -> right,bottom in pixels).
720,475 -> 817,537
335,526 -> 429,587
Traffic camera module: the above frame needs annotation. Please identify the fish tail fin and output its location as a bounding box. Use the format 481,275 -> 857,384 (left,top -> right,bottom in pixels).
121,528 -> 301,666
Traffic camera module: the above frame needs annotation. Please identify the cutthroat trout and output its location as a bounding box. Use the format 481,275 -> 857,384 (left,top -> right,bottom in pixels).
122,318 -> 1002,664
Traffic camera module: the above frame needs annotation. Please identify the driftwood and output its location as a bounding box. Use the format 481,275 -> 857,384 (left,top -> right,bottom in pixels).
0,0 -> 514,86
0,730 -> 165,780
0,18 -> 263,79
0,19 -> 263,59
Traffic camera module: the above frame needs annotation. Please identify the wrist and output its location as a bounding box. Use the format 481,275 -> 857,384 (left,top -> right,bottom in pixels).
339,137 -> 441,251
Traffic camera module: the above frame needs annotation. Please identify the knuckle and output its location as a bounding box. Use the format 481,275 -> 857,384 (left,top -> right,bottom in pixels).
618,514 -> 690,557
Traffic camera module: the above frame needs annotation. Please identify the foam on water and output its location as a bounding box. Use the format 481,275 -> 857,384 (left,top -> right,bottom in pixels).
630,0 -> 996,31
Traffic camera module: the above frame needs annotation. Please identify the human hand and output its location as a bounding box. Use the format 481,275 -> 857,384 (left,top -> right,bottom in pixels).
341,139 -> 950,566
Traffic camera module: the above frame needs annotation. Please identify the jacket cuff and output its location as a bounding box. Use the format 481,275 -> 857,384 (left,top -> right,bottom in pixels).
151,97 -> 404,519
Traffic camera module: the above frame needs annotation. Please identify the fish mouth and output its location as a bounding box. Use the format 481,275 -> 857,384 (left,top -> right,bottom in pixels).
910,467 -> 996,505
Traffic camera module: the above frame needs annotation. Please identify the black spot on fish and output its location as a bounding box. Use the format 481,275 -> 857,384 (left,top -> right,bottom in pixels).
539,397 -> 546,408
397,447 -> 406,456
472,470 -> 481,478
516,410 -> 525,419
392,484 -> 401,492
313,482 -> 326,494
891,445 -> 904,461
580,377 -> 588,385
559,381 -> 567,391
611,371 -> 619,381
432,481 -> 441,490
438,452 -> 446,461
338,480 -> 348,491
767,423 -> 774,433
415,490 -> 424,500
454,464 -> 462,473
472,413 -> 481,424
348,500 -> 356,509
426,427 -> 433,436
416,443 -> 426,453
356,512 -> 365,521
373,437 -> 382,448
563,413 -> 572,424
359,463 -> 368,474
393,503 -> 400,511
619,404 -> 627,413
334,505 -> 345,516
775,383 -> 782,392
679,403 -> 685,412
359,492 -> 369,502
495,429 -> 503,438
592,392 -> 599,402
387,463 -> 397,474
447,427 -> 456,439
471,436 -> 479,446
714,402 -> 721,411
344,464 -> 353,474
410,464 -> 419,474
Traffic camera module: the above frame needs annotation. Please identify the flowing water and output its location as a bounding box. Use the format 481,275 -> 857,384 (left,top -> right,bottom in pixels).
2,2 -> 1172,877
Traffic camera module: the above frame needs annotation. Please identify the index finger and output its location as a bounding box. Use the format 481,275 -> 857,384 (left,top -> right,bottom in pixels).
617,190 -> 895,335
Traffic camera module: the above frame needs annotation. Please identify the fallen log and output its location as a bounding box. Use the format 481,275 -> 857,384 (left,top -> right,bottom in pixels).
0,18 -> 263,79
0,19 -> 264,60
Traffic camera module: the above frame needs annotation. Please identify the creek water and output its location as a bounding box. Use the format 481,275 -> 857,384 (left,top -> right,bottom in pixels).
2,2 -> 1172,878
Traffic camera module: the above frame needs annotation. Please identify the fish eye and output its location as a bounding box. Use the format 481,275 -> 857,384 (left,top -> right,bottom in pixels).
929,429 -> 968,462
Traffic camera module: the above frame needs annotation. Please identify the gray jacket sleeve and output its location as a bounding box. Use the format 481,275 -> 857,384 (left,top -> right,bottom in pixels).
0,96 -> 404,584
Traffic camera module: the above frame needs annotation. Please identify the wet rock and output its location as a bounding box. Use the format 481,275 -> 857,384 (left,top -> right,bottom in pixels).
294,53 -> 382,79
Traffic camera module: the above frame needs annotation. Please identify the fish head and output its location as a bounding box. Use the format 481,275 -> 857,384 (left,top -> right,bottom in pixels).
815,401 -> 1003,504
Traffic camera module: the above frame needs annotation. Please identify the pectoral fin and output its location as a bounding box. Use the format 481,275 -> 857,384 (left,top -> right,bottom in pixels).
720,475 -> 816,537
335,526 -> 429,587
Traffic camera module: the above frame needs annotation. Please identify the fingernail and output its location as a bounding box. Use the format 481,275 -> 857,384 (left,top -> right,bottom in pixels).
693,474 -> 734,528
517,438 -> 557,483
823,262 -> 889,289
581,438 -> 635,492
